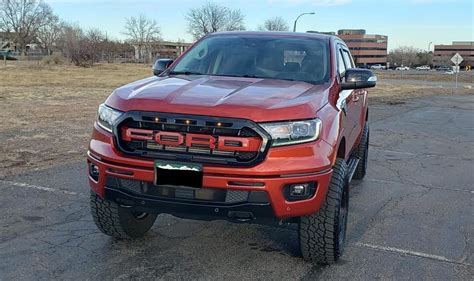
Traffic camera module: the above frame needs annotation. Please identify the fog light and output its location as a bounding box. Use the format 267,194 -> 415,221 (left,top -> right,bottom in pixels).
290,183 -> 309,197
89,163 -> 100,181
91,164 -> 99,176
290,184 -> 306,196
284,182 -> 316,201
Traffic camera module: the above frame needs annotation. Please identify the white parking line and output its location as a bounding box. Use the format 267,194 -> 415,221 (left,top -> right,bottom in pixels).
370,148 -> 417,156
355,243 -> 471,266
366,178 -> 474,194
370,148 -> 473,160
0,180 -> 77,195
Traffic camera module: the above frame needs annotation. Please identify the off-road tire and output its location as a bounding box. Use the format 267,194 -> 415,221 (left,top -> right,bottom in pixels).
299,158 -> 349,264
90,192 -> 158,239
353,123 -> 369,180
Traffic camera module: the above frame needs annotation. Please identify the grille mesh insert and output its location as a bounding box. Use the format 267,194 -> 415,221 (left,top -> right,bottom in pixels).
115,113 -> 267,166
225,190 -> 250,203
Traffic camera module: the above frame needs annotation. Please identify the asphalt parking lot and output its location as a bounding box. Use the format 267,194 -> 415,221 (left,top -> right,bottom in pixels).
0,94 -> 473,280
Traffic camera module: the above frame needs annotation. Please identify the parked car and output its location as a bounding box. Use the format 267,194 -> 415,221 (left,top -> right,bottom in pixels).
416,65 -> 430,71
370,64 -> 386,70
0,50 -> 18,61
436,66 -> 453,72
396,66 -> 410,71
88,32 -> 376,264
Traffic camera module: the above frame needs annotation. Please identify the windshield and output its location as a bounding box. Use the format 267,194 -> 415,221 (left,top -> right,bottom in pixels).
170,35 -> 330,84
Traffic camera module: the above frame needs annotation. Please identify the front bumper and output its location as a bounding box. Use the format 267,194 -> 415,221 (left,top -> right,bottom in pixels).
105,187 -> 276,223
88,124 -> 334,220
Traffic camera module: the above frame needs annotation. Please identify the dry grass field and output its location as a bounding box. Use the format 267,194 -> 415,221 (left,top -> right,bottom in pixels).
376,70 -> 473,83
1,62 -> 472,177
0,63 -> 150,177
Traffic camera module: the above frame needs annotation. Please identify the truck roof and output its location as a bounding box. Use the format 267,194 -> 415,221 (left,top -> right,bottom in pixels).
207,31 -> 334,41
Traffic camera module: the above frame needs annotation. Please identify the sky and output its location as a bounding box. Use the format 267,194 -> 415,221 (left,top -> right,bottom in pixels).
45,0 -> 473,51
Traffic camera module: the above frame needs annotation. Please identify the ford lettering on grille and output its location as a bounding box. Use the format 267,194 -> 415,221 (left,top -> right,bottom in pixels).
122,127 -> 262,152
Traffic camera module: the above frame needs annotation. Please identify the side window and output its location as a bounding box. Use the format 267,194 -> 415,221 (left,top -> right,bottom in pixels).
337,48 -> 346,77
342,49 -> 354,69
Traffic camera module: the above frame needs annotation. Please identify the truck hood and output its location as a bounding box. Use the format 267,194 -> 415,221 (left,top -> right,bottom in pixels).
106,75 -> 330,122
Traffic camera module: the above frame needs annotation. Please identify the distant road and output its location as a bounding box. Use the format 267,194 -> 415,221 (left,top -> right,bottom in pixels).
381,78 -> 472,88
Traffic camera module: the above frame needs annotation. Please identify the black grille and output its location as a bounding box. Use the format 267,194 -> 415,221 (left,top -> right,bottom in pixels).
114,112 -> 269,167
105,176 -> 269,205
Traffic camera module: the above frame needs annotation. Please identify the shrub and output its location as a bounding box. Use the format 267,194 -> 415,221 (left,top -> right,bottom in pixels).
52,54 -> 64,65
42,54 -> 65,66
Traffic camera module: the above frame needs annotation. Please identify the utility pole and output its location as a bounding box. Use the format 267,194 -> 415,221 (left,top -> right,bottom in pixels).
428,42 -> 433,68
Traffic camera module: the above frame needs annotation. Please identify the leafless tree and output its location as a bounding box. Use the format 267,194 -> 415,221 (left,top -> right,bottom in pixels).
0,0 -> 55,55
416,51 -> 433,66
55,22 -> 93,66
258,16 -> 289,32
185,1 -> 245,40
57,22 -> 83,59
86,28 -> 104,45
388,46 -> 420,67
57,22 -> 134,65
36,14 -> 61,55
123,14 -> 161,62
85,28 -> 105,62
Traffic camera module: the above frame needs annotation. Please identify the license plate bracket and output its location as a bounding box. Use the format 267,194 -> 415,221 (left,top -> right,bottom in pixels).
154,160 -> 203,188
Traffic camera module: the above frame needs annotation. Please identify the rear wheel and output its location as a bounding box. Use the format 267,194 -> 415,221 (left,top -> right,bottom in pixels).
90,191 -> 158,239
353,123 -> 369,180
299,158 -> 349,264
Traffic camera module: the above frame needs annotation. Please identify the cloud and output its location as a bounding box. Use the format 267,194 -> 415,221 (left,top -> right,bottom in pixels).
267,0 -> 352,6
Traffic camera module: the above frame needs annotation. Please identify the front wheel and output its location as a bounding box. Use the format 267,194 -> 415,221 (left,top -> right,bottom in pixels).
299,158 -> 349,264
90,192 -> 158,239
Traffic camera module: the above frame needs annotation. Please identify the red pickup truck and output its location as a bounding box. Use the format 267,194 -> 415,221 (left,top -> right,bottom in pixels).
87,31 -> 376,264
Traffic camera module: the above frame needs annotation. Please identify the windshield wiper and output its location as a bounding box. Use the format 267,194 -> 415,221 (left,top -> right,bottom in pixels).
212,74 -> 261,79
169,70 -> 206,76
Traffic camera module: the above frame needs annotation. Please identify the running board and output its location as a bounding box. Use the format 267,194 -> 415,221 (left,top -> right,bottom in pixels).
347,157 -> 360,182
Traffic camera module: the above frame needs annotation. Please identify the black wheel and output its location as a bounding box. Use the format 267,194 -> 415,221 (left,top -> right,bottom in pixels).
353,123 -> 369,180
299,158 -> 349,264
90,191 -> 158,239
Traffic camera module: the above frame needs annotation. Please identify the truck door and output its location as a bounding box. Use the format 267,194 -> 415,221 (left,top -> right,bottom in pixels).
336,45 -> 358,157
341,48 -> 365,147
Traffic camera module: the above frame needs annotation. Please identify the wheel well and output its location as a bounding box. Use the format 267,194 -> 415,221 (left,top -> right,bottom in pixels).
337,137 -> 346,159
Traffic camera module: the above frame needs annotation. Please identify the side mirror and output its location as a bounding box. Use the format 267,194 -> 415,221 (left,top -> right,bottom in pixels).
341,68 -> 377,90
153,59 -> 174,76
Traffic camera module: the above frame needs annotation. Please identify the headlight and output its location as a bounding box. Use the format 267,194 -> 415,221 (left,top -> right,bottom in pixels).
97,104 -> 123,133
260,118 -> 322,147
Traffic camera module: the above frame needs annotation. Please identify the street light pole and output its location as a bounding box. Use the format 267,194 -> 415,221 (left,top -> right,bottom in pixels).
428,42 -> 433,68
293,12 -> 315,32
